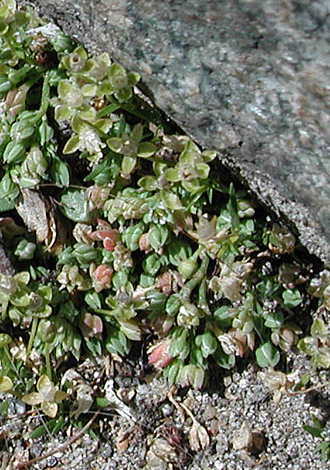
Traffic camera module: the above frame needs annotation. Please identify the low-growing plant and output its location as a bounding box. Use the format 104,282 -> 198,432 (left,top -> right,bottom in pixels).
304,415 -> 330,462
0,4 -> 329,459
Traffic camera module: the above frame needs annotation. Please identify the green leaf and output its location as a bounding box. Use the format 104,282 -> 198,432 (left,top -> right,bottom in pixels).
213,345 -> 235,370
29,422 -> 50,439
60,189 -> 89,222
94,397 -> 111,408
182,178 -> 203,194
195,162 -> 210,179
311,318 -> 328,337
81,83 -> 98,97
197,332 -> 217,358
120,319 -> 141,341
0,333 -> 11,347
50,30 -> 73,52
32,304 -> 52,318
37,319 -> 55,343
3,141 -> 26,163
22,392 -> 43,405
137,142 -> 156,158
51,156 -> 70,186
127,71 -> 140,87
317,441 -> 330,462
48,68 -> 67,86
190,346 -> 206,368
142,253 -> 161,276
122,223 -> 145,251
315,350 -> 330,368
294,373 -> 310,391
0,79 -> 11,93
0,375 -> 13,391
148,225 -> 169,252
214,306 -> 235,327
85,291 -> 102,309
84,156 -> 114,184
10,121 -> 35,141
0,401 -> 8,415
112,270 -> 128,290
115,87 -> 132,102
166,295 -> 181,316
0,174 -> 19,212
169,330 -> 190,360
54,104 -> 73,121
107,137 -> 122,153
98,79 -> 115,95
146,289 -> 167,313
264,311 -> 284,328
202,150 -> 217,162
138,175 -> 158,191
298,337 -> 317,356
30,416 -> 65,439
178,257 -> 198,280
10,292 -> 31,307
105,327 -> 130,356
108,63 -> 127,86
15,271 -> 30,285
227,183 -> 240,231
63,135 -> 80,154
303,424 -> 323,438
121,155 -> 137,176
256,342 -> 280,368
282,289 -> 302,308
85,337 -> 102,356
42,401 -> 58,418
38,121 -> 54,145
160,189 -> 183,210
164,167 -> 180,183
139,273 -> 154,288
164,359 -> 182,385
167,240 -> 192,265
96,103 -> 120,119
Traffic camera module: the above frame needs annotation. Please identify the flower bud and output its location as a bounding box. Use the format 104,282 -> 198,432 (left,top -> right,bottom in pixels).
148,339 -> 172,369
90,263 -> 113,292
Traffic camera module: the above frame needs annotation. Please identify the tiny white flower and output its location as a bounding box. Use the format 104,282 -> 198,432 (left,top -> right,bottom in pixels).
79,127 -> 105,158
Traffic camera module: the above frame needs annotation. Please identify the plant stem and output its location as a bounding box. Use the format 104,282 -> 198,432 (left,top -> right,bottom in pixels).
45,343 -> 52,380
26,317 -> 38,358
180,255 -> 209,303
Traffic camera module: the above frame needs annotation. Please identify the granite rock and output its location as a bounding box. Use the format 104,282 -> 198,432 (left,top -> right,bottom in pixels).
17,0 -> 330,263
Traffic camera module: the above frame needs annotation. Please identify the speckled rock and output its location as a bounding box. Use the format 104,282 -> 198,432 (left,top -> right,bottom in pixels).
17,0 -> 330,263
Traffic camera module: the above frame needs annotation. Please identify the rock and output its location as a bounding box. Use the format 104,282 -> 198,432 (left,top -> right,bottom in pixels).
17,0 -> 330,263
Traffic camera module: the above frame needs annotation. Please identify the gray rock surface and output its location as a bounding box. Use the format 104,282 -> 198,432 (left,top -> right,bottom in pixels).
18,0 -> 330,263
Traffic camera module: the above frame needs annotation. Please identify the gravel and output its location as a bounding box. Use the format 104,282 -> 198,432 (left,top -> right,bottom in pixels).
1,351 -> 330,470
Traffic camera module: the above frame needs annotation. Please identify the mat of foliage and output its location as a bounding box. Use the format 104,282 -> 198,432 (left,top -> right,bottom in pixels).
1,1 -> 330,466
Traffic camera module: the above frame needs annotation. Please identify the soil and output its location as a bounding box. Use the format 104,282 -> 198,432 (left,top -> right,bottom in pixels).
1,350 -> 329,470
